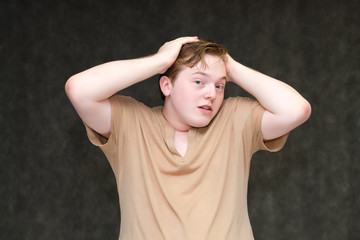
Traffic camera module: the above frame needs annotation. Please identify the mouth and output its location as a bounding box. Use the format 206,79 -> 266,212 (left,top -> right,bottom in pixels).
198,105 -> 213,113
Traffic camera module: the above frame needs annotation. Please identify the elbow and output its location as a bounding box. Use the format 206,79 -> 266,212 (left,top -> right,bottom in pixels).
65,76 -> 74,97
293,99 -> 312,125
301,100 -> 312,122
65,76 -> 82,102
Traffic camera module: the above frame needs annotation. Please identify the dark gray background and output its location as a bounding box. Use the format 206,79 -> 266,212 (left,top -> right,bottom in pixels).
1,0 -> 359,239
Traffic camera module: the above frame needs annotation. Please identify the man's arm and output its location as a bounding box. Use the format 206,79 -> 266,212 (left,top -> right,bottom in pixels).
65,36 -> 199,138
226,55 -> 311,141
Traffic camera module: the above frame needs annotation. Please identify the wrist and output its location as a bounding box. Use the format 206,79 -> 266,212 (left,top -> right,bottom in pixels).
225,55 -> 240,82
151,53 -> 173,74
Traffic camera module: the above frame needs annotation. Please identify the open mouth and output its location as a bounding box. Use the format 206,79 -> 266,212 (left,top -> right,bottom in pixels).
198,105 -> 213,112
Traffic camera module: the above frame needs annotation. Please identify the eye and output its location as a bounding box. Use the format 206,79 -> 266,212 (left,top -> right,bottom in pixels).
216,84 -> 224,90
194,80 -> 203,85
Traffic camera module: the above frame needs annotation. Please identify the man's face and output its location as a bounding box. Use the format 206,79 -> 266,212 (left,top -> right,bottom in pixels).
163,54 -> 227,131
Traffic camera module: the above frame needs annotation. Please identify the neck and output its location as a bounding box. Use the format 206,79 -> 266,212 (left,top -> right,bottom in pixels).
162,101 -> 191,132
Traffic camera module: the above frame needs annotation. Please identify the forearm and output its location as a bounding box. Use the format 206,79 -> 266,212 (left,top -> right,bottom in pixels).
66,36 -> 199,104
229,62 -> 306,113
227,56 -> 311,137
65,54 -> 166,103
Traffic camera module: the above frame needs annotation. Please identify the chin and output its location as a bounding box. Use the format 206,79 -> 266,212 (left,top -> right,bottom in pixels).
190,120 -> 212,128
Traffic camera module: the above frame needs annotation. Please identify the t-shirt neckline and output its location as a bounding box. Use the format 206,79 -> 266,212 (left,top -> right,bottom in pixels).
153,107 -> 198,163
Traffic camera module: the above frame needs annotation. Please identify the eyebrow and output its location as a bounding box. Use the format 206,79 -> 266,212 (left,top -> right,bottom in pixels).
192,71 -> 226,82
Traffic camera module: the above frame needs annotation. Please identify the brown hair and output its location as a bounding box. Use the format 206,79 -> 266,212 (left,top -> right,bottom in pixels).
159,39 -> 228,99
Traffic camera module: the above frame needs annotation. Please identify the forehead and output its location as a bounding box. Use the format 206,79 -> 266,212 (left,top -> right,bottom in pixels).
179,55 -> 226,79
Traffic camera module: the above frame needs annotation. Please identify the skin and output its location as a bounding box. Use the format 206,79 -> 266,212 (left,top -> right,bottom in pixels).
160,55 -> 227,156
160,54 -> 227,132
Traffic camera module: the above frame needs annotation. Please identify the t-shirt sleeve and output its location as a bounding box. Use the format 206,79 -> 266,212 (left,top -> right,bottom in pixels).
249,99 -> 289,153
228,97 -> 288,154
83,95 -> 139,172
83,95 -> 122,148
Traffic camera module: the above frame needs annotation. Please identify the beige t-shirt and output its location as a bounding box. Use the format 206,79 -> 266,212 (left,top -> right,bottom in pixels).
85,95 -> 288,240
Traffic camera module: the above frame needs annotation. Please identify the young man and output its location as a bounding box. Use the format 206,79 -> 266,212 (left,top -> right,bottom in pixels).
65,36 -> 311,240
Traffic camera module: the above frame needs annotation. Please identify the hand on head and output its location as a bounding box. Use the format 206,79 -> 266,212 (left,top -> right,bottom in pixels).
157,36 -> 199,74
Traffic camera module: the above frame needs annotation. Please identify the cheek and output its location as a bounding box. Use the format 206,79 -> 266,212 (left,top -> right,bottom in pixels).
174,85 -> 196,102
171,88 -> 192,110
214,95 -> 224,109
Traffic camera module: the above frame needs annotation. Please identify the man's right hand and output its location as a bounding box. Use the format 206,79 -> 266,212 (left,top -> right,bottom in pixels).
156,36 -> 199,74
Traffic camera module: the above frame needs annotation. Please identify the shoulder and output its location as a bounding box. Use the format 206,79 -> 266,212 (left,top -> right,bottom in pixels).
213,97 -> 265,133
221,97 -> 263,115
110,95 -> 162,127
110,95 -> 152,114
110,95 -> 144,107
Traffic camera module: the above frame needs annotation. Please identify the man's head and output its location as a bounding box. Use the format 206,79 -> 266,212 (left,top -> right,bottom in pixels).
160,40 -> 228,99
159,39 -> 229,131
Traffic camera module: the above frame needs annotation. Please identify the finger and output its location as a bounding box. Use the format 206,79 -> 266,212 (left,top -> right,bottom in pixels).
174,36 -> 199,45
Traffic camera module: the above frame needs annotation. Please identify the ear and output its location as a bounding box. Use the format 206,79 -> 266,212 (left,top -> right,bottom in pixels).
159,75 -> 172,97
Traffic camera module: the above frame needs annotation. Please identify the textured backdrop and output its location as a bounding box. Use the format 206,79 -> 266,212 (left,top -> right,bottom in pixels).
1,0 -> 359,239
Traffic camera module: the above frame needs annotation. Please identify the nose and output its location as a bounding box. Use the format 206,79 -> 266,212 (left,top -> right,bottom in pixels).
204,84 -> 216,100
